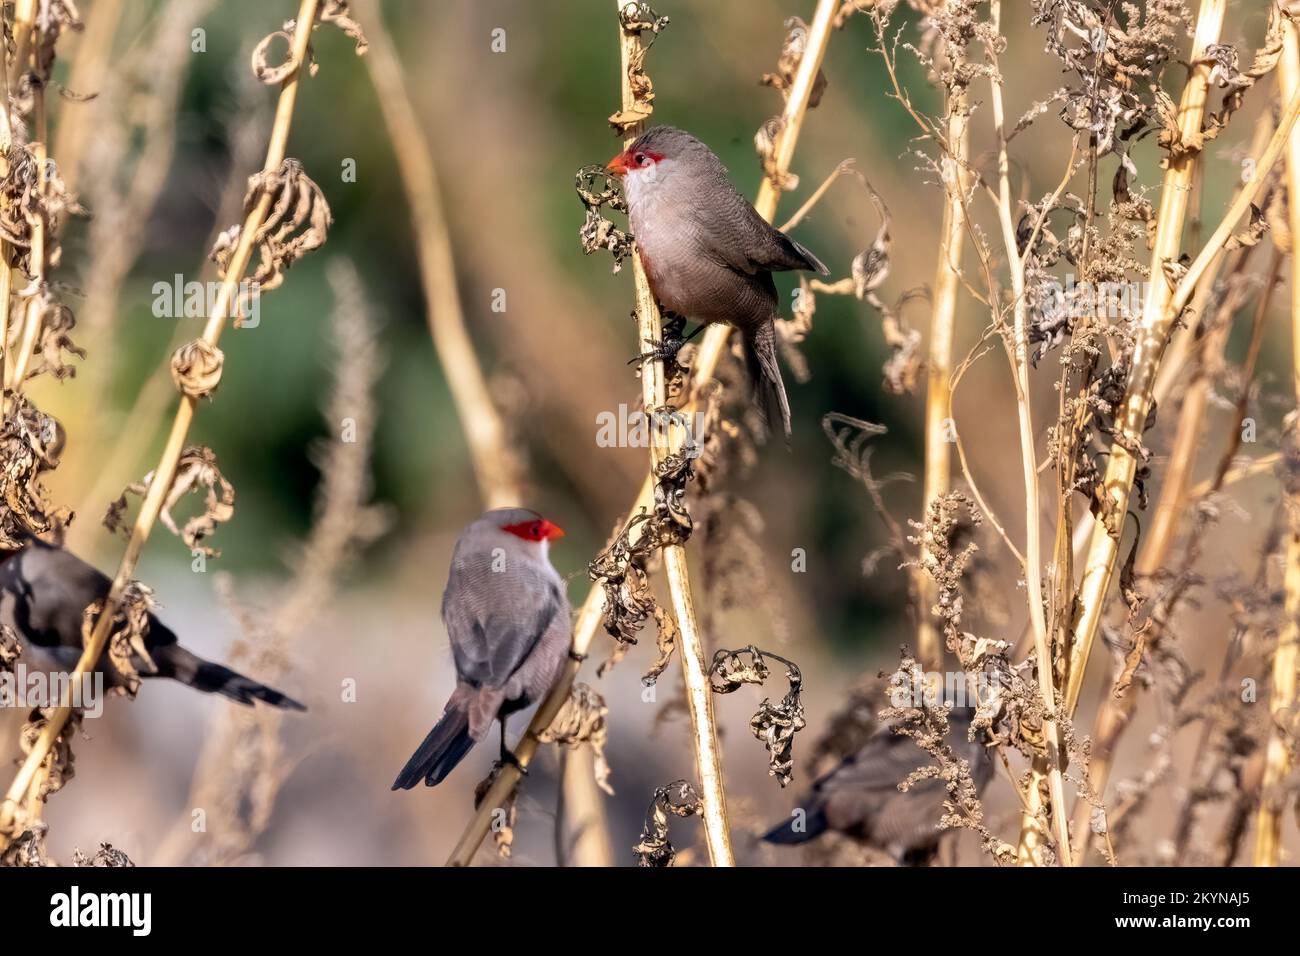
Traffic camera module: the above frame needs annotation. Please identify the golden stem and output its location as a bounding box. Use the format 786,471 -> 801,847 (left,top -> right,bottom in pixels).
919,31 -> 970,672
986,0 -> 1072,866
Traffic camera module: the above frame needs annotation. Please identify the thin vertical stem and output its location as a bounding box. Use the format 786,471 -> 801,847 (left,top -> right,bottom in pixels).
919,34 -> 970,672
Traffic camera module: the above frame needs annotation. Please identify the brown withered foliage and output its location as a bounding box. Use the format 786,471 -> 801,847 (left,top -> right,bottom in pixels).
210,158 -> 332,322
710,645 -> 807,787
633,779 -> 702,867
0,397 -> 66,547
539,683 -> 615,796
105,446 -> 235,559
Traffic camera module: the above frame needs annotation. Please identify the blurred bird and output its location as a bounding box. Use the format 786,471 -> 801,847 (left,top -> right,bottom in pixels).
606,125 -> 829,439
392,508 -> 572,790
763,707 -> 994,864
0,537 -> 305,709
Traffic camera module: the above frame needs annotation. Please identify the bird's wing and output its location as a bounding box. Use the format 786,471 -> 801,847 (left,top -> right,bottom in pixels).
0,541 -> 180,673
814,729 -> 931,796
443,556 -> 565,690
689,179 -> 828,276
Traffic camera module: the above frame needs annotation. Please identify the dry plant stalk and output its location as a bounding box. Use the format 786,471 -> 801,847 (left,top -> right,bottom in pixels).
0,0 -> 331,846
983,0 -> 1072,865
443,0 -> 841,868
614,0 -> 733,867
1254,18 -> 1300,868
918,21 -> 971,673
357,0 -> 524,509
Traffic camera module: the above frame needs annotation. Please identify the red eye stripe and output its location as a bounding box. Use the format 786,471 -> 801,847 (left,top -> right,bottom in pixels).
501,518 -> 566,542
605,148 -> 665,176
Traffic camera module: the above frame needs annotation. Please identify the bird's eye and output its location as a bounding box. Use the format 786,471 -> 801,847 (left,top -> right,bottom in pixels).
635,153 -> 649,166
532,522 -> 544,538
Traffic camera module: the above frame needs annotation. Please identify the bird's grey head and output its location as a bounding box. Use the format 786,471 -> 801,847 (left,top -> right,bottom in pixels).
470,508 -> 567,546
605,126 -> 722,205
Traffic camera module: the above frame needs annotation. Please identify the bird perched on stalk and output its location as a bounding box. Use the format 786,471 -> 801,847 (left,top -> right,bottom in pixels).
763,706 -> 993,864
392,508 -> 571,790
0,537 -> 305,710
606,125 -> 829,439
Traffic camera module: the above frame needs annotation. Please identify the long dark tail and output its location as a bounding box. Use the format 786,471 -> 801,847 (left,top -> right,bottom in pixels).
744,321 -> 792,440
153,645 -> 306,711
762,804 -> 829,845
392,706 -> 475,790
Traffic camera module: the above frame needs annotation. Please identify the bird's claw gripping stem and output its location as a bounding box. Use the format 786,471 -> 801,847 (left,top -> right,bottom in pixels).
497,749 -> 528,776
626,312 -> 702,367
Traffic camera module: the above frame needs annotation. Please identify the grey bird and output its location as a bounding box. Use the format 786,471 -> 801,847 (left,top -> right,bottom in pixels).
763,707 -> 994,864
606,126 -> 829,439
392,508 -> 572,790
0,537 -> 304,709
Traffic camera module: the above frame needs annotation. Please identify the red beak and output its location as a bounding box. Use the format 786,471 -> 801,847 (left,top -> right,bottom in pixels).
605,151 -> 630,177
539,518 -> 566,541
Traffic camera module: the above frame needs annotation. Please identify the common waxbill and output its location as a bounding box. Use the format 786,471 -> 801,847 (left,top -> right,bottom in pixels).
606,125 -> 829,438
763,707 -> 993,864
0,537 -> 305,709
392,508 -> 572,790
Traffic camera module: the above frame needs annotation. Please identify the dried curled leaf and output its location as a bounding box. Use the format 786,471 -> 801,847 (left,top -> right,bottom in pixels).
633,779 -> 701,867
106,446 -> 235,559
1196,6 -> 1288,156
609,2 -> 669,134
760,16 -> 828,109
0,397 -> 68,548
0,824 -> 50,867
23,287 -> 86,383
1033,0 -> 1187,159
320,0 -> 368,56
589,512 -> 657,645
642,604 -> 679,683
251,1 -> 368,85
1223,202 -> 1269,252
84,583 -> 158,698
0,145 -> 42,251
0,622 -> 21,670
754,115 -> 797,191
211,159 -> 332,321
72,843 -> 135,867
251,26 -> 298,85
710,645 -> 807,787
538,682 -> 614,795
20,708 -> 82,802
170,339 -> 225,399
575,164 -> 634,273
589,448 -> 693,648
30,0 -> 84,81
856,183 -> 921,394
